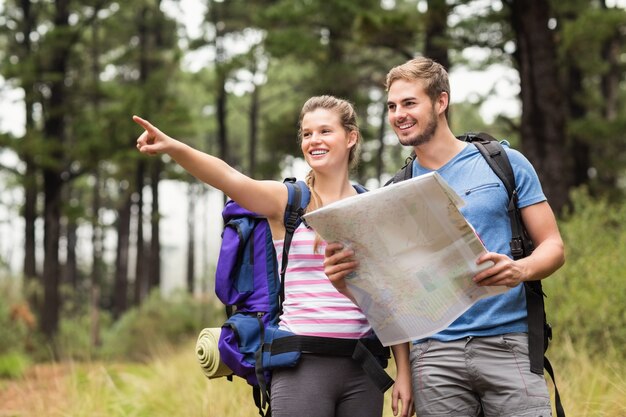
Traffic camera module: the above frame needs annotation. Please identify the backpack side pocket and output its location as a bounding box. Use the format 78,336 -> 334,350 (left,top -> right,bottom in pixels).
218,313 -> 265,385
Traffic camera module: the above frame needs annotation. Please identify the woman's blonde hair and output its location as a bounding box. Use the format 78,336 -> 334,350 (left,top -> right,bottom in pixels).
298,95 -> 362,252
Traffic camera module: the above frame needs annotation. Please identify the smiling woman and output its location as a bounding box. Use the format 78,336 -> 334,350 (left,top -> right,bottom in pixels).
299,110 -> 358,184
133,94 -> 413,417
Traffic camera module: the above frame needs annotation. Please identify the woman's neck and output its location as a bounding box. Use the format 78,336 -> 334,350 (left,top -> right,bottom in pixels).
310,171 -> 356,207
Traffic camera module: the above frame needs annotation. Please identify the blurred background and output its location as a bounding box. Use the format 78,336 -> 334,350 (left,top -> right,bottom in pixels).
0,0 -> 624,416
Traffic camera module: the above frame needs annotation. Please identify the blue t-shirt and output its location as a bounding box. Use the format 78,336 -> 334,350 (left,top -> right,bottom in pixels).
412,142 -> 546,341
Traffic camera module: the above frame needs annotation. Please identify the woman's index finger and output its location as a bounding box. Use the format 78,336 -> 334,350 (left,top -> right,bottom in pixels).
132,115 -> 152,131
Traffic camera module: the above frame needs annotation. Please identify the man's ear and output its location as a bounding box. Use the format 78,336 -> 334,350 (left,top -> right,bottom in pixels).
436,92 -> 449,117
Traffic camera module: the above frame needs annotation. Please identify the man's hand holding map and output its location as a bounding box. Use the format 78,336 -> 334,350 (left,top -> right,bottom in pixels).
303,172 -> 508,346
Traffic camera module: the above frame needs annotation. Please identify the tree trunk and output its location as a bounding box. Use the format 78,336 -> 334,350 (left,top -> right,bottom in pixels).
209,0 -> 230,203
41,170 -> 63,339
600,1 -> 620,122
133,3 -> 152,300
91,166 -> 104,347
566,64 -> 591,188
19,0 -> 40,292
134,160 -> 147,304
65,209 -> 78,289
89,17 -> 103,348
40,0 -> 71,340
506,0 -> 571,213
216,72 -> 229,165
248,81 -> 260,177
23,166 -> 38,283
148,160 -> 161,290
424,0 -> 450,70
186,183 -> 197,295
597,4 -> 622,189
113,190 -> 132,320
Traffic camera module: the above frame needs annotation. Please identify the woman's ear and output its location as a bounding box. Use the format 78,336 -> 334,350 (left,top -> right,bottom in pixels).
347,130 -> 358,149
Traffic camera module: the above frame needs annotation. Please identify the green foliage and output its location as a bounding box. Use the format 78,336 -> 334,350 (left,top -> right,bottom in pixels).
55,308 -> 112,362
99,290 -> 224,362
451,101 -> 493,134
545,188 -> 626,359
0,351 -> 31,378
0,279 -> 30,356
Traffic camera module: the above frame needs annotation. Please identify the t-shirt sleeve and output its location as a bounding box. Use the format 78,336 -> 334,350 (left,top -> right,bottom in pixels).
504,146 -> 546,208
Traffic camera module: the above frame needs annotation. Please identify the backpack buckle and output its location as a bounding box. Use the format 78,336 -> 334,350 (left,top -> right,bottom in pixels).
510,237 -> 524,259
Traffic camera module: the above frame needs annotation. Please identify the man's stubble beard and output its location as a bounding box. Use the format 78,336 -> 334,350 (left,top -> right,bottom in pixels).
397,107 -> 438,148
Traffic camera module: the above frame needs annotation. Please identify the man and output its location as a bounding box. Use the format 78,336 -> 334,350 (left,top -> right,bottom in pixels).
324,57 -> 565,417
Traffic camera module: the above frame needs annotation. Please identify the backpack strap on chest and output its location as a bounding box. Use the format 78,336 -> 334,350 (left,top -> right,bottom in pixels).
279,178 -> 310,308
459,132 -> 533,260
385,152 -> 416,186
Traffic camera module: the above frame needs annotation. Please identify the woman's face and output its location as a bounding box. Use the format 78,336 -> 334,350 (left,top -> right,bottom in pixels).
300,108 -> 357,174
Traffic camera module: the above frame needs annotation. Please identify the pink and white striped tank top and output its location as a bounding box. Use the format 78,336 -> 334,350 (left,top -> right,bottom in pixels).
274,223 -> 372,339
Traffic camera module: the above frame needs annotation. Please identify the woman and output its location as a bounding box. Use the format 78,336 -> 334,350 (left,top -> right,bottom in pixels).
134,95 -> 413,417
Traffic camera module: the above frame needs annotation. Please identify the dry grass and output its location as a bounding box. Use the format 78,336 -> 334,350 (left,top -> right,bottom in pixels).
0,339 -> 624,417
546,337 -> 626,417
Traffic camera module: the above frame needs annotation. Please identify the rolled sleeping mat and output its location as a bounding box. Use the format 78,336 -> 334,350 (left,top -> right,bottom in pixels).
196,328 -> 233,379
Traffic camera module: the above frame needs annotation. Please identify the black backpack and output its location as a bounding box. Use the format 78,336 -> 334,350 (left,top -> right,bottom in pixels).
388,132 -> 565,417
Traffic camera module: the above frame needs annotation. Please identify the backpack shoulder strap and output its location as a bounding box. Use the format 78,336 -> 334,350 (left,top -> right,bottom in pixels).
385,152 -> 416,186
279,178 -> 311,305
283,178 -> 310,231
352,183 -> 368,194
460,132 -> 531,258
460,132 -> 515,197
282,177 -> 310,248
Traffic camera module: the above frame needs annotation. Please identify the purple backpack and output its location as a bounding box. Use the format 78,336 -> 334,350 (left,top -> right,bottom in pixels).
215,179 -> 309,414
214,180 -> 389,417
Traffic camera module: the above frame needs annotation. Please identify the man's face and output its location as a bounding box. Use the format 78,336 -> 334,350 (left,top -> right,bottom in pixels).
387,79 -> 439,147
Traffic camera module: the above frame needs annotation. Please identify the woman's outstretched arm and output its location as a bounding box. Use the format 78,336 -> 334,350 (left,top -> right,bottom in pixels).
134,115 -> 286,219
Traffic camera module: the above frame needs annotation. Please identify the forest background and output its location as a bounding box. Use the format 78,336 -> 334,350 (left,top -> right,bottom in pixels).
0,0 -> 625,416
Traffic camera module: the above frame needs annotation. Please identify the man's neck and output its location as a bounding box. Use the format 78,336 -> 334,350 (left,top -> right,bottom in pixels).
413,126 -> 465,170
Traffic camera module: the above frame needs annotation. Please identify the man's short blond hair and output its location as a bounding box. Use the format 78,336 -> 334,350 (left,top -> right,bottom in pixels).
385,57 -> 450,118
